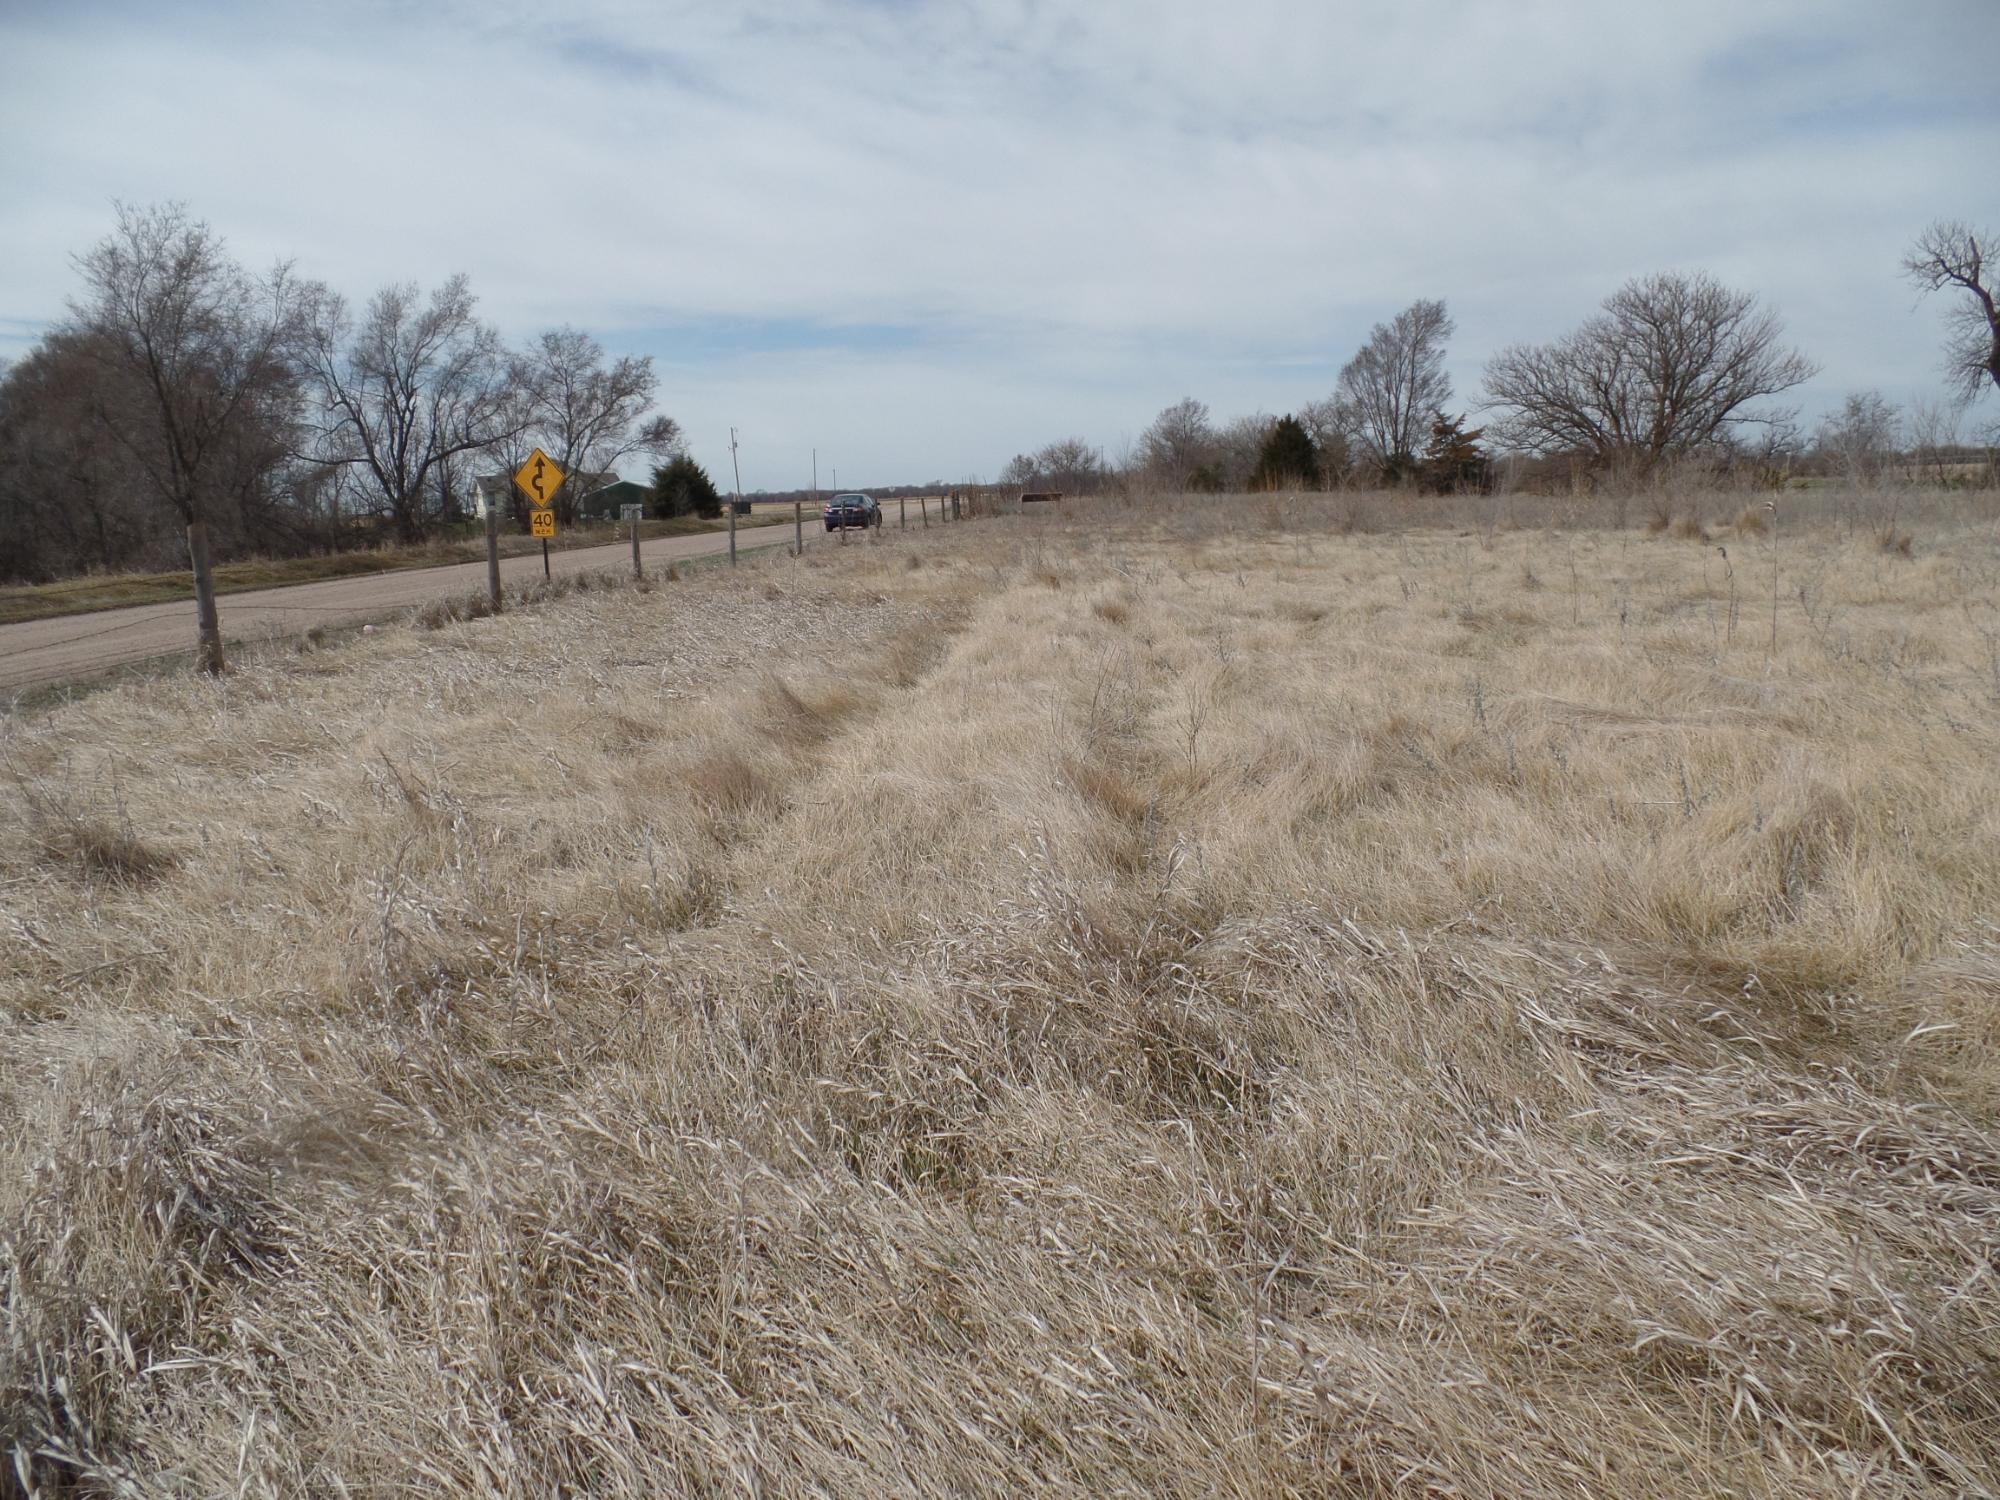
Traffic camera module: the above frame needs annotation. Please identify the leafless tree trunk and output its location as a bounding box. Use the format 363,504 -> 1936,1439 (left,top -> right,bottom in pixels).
185,519 -> 224,673
67,202 -> 303,674
1903,221 -> 2000,404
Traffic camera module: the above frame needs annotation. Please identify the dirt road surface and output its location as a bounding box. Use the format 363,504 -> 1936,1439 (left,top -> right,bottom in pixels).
1,527 -> 781,694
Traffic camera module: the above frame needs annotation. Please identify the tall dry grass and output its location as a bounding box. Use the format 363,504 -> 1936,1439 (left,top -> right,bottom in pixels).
3,488 -> 1999,1495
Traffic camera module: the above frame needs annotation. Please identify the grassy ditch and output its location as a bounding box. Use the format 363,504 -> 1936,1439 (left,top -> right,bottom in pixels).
0,512 -> 789,625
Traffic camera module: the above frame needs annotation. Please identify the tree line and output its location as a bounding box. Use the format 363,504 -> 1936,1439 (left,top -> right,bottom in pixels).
1000,221 -> 1999,497
5,204 -> 1994,664
0,203 -> 687,596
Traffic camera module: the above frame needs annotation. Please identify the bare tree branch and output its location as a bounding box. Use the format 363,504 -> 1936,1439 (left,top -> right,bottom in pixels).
294,275 -> 525,541
1904,220 -> 2000,404
998,437 -> 1106,493
1136,398 -> 1215,492
1335,299 -> 1454,478
1481,271 -> 1816,473
513,329 -> 682,524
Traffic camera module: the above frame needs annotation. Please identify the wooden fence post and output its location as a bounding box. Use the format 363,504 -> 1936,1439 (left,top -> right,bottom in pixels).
485,493 -> 503,614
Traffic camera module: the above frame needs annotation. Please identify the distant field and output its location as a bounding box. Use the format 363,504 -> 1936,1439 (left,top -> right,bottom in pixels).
3,488 -> 1998,1494
0,511 -> 788,625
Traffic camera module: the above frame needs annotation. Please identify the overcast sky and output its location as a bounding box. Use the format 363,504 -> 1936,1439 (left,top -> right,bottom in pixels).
2,0 -> 1994,490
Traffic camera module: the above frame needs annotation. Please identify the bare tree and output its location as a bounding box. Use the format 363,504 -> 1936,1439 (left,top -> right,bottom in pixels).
0,334 -> 161,580
1907,395 -> 1965,487
1335,299 -> 1453,479
1136,397 -> 1216,491
295,274 -> 524,542
1040,437 -> 1108,492
1482,272 -> 1816,473
1814,391 -> 1902,484
1214,413 -> 1276,491
67,203 -> 302,673
1000,437 -> 1105,493
515,329 -> 682,523
1903,221 -> 2000,404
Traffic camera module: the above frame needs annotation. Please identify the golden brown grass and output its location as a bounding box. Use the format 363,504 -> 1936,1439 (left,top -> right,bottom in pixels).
3,489 -> 1999,1495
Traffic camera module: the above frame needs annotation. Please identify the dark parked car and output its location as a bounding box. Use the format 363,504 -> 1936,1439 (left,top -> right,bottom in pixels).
823,493 -> 882,531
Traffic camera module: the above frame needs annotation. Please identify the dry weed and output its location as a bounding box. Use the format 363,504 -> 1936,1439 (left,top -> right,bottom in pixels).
3,489 -> 1999,1495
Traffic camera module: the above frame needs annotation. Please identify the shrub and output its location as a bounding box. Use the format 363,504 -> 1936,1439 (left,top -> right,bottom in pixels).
650,455 -> 723,519
1250,415 -> 1321,491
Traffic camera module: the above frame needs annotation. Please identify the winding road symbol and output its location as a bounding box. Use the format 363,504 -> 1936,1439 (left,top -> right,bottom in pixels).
512,447 -> 565,509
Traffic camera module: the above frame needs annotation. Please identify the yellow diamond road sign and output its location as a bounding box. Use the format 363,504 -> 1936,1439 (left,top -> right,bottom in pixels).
513,448 -> 564,509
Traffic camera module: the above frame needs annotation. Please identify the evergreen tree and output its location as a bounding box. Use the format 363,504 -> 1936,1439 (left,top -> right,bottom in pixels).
649,454 -> 722,518
1251,414 -> 1322,490
1418,411 -> 1494,494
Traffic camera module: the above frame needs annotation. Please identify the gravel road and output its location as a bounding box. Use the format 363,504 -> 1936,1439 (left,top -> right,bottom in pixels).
1,527 -> 782,694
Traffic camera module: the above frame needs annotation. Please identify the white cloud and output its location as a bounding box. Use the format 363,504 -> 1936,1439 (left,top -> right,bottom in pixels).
2,0 -> 1993,485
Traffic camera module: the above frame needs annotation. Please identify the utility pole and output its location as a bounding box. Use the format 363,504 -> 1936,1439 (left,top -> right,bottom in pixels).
728,427 -> 743,567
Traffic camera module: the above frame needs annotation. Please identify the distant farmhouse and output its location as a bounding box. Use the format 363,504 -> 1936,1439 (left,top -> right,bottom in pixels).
472,472 -> 644,522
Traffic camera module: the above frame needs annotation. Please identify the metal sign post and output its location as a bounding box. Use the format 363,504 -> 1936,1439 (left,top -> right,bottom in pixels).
530,508 -> 555,576
514,447 -> 564,583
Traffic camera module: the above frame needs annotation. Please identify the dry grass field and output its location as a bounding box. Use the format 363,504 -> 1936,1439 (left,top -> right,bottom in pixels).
4,488 -> 1999,1496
